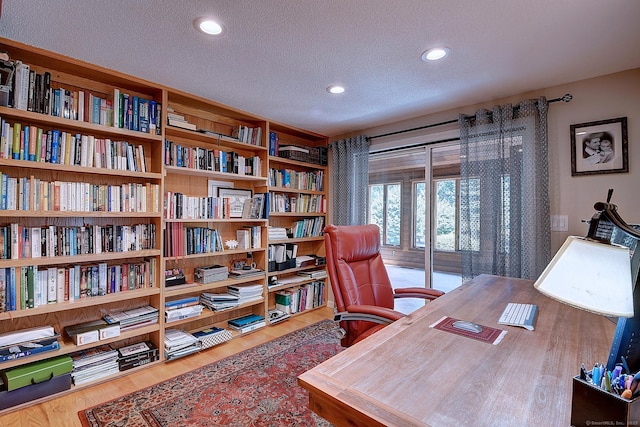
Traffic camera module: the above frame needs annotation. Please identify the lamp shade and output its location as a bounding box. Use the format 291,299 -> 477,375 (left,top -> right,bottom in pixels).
534,236 -> 633,317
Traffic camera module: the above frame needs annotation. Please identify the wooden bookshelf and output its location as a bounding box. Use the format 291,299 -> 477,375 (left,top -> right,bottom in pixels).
0,36 -> 329,411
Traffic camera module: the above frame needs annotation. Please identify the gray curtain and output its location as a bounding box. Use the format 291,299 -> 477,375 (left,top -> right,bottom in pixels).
459,97 -> 550,281
330,135 -> 370,225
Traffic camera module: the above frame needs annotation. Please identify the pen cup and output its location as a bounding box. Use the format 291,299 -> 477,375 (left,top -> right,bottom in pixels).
571,376 -> 640,426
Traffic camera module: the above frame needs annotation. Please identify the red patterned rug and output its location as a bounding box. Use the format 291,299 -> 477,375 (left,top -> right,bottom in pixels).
78,319 -> 343,426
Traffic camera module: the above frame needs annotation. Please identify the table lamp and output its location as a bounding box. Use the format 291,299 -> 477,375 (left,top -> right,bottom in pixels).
534,191 -> 640,372
535,192 -> 640,427
534,234 -> 633,317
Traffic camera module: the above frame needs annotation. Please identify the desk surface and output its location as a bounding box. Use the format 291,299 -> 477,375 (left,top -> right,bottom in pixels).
298,274 -> 615,427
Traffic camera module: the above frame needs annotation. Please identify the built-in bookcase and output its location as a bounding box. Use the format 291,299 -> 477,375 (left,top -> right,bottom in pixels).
264,123 -> 329,319
0,39 -> 165,375
0,36 -> 328,409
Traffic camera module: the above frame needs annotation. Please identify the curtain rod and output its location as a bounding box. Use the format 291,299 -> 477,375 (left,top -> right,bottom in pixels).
367,93 -> 572,141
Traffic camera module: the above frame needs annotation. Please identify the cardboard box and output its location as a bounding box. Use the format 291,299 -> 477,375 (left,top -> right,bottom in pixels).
65,319 -> 120,344
2,355 -> 73,391
571,376 -> 640,426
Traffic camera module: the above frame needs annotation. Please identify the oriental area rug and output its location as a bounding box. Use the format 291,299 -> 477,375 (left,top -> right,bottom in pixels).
78,319 -> 344,427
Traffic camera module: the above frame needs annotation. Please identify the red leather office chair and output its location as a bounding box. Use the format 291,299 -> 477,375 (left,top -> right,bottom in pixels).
324,224 -> 444,347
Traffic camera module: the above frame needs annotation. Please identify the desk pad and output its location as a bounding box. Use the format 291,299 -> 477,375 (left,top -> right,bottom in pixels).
429,316 -> 507,345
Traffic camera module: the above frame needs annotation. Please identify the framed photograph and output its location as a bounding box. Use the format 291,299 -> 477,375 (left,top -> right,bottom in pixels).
571,117 -> 628,176
218,188 -> 252,218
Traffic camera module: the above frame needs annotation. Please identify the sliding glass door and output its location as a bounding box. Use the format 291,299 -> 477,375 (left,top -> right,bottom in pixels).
368,141 -> 462,297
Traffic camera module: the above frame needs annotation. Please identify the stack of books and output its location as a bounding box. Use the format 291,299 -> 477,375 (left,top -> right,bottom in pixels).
268,308 -> 290,324
164,329 -> 201,360
192,327 -> 233,349
227,283 -> 263,304
165,296 -> 204,323
200,292 -> 239,311
166,108 -> 196,131
267,227 -> 289,240
228,267 -> 265,279
194,264 -> 229,284
103,305 -> 159,331
228,314 -> 266,334
116,341 -> 159,371
69,345 -> 119,385
297,269 -> 327,279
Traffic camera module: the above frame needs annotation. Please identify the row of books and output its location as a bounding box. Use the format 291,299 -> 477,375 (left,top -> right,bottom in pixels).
231,125 -> 263,146
163,222 -> 224,258
9,61 -> 160,134
0,259 -> 156,312
164,139 -> 263,176
288,217 -> 325,239
0,120 -> 148,173
0,223 -> 157,260
268,168 -> 324,192
275,280 -> 326,315
268,131 -> 280,156
164,191 -> 236,220
268,243 -> 298,264
269,192 -> 325,214
0,173 -> 160,213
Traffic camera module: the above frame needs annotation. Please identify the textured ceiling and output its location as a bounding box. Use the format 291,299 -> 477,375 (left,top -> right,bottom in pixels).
1,1 -> 640,137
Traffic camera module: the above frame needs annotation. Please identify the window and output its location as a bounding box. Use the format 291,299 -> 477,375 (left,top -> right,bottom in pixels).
434,177 -> 481,252
368,183 -> 401,246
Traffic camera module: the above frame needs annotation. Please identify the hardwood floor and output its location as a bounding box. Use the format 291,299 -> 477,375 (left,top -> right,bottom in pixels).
0,307 -> 334,427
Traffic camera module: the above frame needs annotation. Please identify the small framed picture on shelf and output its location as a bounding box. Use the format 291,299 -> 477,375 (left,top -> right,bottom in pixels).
570,117 -> 628,176
218,188 -> 252,218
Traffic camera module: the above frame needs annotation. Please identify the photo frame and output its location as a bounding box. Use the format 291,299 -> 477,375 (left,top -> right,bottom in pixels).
218,188 -> 252,218
571,117 -> 628,176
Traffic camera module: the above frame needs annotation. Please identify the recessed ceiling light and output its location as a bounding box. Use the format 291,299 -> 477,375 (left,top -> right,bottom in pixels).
421,47 -> 451,61
194,18 -> 223,35
327,85 -> 345,94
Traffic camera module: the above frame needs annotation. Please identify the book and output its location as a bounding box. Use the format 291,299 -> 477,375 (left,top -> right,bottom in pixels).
0,335 -> 60,362
228,313 -> 265,328
167,118 -> 196,130
228,320 -> 266,334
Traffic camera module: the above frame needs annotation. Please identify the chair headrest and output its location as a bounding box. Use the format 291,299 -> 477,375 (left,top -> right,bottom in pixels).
325,224 -> 382,263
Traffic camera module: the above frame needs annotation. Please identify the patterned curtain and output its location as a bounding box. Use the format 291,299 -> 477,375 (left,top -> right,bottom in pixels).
330,135 -> 370,225
458,97 -> 550,281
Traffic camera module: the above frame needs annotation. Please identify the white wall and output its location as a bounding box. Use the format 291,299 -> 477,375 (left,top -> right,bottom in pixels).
337,68 -> 640,254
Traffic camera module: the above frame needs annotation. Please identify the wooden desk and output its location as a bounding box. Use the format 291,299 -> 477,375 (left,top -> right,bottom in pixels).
298,274 -> 615,427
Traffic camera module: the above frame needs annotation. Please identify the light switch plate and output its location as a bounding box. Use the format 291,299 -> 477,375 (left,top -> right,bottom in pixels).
551,215 -> 568,232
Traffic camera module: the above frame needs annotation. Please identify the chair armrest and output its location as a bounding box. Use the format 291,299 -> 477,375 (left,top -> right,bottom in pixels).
393,287 -> 445,300
334,304 -> 405,325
